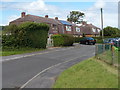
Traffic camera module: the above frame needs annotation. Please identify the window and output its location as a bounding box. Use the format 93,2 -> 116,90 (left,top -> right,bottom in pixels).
51,24 -> 57,30
76,27 -> 80,32
92,28 -> 96,32
97,29 -> 100,32
66,26 -> 71,31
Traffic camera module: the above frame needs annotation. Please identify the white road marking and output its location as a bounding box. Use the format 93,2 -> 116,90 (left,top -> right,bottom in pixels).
19,55 -> 86,89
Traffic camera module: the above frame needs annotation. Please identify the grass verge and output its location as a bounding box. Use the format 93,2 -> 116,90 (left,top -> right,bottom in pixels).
1,47 -> 45,56
53,58 -> 118,88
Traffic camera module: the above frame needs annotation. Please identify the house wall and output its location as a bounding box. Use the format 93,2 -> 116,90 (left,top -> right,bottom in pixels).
64,25 -> 73,35
72,26 -> 82,36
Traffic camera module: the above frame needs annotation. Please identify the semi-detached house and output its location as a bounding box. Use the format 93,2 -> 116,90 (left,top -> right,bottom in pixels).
9,12 -> 101,37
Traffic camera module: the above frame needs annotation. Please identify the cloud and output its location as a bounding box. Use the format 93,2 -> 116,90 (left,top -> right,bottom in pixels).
1,0 -> 14,2
3,0 -> 62,17
84,1 -> 118,28
94,0 -> 106,9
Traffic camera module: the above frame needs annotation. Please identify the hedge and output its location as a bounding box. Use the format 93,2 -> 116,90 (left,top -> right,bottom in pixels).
52,34 -> 74,47
2,22 -> 49,49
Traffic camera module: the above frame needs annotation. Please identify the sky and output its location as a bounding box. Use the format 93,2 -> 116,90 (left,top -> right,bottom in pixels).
0,0 -> 119,28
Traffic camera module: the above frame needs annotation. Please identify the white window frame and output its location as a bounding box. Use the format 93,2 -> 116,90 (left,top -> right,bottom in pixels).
66,26 -> 71,31
76,27 -> 80,32
92,28 -> 96,32
97,29 -> 100,32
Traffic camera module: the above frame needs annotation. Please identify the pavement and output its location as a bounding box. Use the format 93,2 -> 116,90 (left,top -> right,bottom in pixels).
2,44 -> 95,89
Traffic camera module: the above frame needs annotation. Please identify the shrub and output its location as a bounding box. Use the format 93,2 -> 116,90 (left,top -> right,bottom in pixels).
93,37 -> 103,43
61,34 -> 74,46
52,34 -> 64,47
2,22 -> 49,49
52,34 -> 74,47
74,37 -> 83,43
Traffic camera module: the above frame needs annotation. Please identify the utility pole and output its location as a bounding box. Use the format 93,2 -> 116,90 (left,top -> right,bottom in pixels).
101,8 -> 104,42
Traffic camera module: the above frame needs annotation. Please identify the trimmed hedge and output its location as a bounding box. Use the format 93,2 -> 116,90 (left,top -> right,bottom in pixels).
52,34 -> 74,47
2,22 -> 49,49
74,37 -> 83,43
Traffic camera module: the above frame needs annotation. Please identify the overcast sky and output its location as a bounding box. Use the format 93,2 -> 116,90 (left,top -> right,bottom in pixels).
0,0 -> 119,28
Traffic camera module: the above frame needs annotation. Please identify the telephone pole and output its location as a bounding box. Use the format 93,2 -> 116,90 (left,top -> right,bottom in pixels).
101,8 -> 104,41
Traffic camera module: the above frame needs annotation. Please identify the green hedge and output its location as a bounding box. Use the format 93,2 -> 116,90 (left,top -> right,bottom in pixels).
74,37 -> 83,43
52,34 -> 74,47
2,22 -> 49,49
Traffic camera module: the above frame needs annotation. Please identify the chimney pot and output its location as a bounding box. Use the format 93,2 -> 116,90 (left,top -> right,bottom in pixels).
55,17 -> 58,20
45,15 -> 48,18
21,12 -> 26,18
82,21 -> 87,25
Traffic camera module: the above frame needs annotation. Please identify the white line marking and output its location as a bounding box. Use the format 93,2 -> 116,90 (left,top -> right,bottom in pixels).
20,55 -> 86,89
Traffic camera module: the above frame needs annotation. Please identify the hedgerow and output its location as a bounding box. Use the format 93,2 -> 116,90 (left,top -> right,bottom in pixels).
52,34 -> 74,47
2,22 -> 49,49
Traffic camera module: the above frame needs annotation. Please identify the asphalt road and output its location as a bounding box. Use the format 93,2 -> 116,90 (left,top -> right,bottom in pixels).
2,44 -> 95,88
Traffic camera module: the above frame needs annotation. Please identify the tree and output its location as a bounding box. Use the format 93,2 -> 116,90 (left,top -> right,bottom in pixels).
67,11 -> 85,24
100,26 -> 120,36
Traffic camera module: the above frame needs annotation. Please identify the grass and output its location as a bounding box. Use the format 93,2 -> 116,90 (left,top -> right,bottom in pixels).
53,58 -> 118,88
1,47 -> 45,56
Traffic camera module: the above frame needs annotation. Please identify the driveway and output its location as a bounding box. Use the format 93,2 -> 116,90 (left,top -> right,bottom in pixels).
2,44 -> 95,89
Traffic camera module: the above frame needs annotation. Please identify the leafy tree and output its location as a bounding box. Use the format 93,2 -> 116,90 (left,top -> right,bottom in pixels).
67,11 -> 85,24
100,26 -> 120,36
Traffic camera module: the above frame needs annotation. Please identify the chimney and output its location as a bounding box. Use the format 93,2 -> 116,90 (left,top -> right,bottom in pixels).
21,12 -> 26,18
45,15 -> 48,18
82,21 -> 87,25
55,17 -> 58,20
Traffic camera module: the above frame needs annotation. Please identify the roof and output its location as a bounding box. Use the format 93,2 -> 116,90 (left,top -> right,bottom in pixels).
59,20 -> 72,25
10,14 -> 61,25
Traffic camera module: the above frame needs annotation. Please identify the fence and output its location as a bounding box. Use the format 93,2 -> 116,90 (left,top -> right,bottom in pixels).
95,44 -> 119,67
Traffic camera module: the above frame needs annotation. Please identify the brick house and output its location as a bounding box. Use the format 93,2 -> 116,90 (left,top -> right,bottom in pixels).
10,12 -> 100,37
71,24 -> 82,37
81,22 -> 101,37
10,12 -> 63,35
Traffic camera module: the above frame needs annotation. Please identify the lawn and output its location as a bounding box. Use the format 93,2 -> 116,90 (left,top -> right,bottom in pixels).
1,47 -> 45,56
53,58 -> 118,88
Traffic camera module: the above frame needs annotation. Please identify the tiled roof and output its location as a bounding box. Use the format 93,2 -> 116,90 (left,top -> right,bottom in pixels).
10,14 -> 61,25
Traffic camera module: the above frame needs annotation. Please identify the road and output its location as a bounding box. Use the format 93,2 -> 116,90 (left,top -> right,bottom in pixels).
2,44 -> 95,88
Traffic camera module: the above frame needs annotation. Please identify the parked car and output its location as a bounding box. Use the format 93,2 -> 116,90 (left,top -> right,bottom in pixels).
113,37 -> 120,47
80,37 -> 96,45
103,38 -> 116,45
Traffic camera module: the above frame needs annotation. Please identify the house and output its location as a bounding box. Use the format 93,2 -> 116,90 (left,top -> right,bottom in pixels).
9,12 -> 101,37
71,23 -> 82,37
10,12 -> 62,35
55,19 -> 73,35
81,22 -> 101,37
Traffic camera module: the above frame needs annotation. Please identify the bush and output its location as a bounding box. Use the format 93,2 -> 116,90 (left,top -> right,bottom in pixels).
61,34 -> 74,46
52,34 -> 74,47
93,37 -> 103,43
74,37 -> 83,43
2,22 -> 49,49
52,34 -> 64,47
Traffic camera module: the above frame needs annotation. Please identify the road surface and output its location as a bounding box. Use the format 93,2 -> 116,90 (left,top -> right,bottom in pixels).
2,44 -> 95,88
